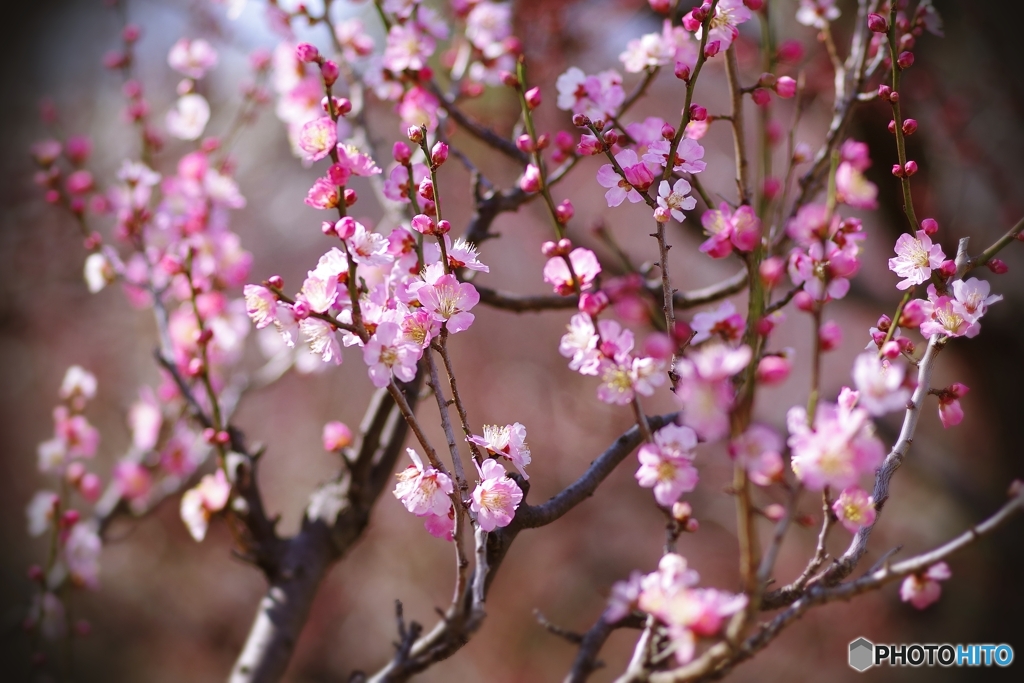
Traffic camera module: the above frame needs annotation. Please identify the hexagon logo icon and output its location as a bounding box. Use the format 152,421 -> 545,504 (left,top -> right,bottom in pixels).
849,637 -> 875,672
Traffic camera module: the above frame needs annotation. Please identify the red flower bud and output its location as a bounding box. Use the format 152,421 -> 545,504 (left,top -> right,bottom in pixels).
867,13 -> 889,33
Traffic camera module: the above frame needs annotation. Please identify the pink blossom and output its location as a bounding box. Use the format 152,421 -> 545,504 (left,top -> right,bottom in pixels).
757,354 -> 792,386
620,30 -> 675,73
26,491 -> 59,537
605,571 -> 644,622
519,164 -> 542,193
396,86 -> 440,132
445,236 -> 489,273
951,277 -> 1002,323
128,388 -> 162,452
422,507 -> 455,541
59,366 -> 97,410
851,352 -> 911,416
347,222 -> 393,267
788,240 -> 858,301
297,117 -> 338,163
786,203 -> 839,246
113,461 -> 152,503
64,523 -> 102,590
832,486 -> 876,532
304,176 -> 340,209
466,1 -> 512,50
180,469 -> 231,542
657,179 -> 697,222
543,247 -> 601,295
728,425 -> 784,486
635,424 -> 699,506
835,161 -> 878,209
383,23 -> 435,72
244,285 -> 277,329
166,94 -> 210,141
362,321 -> 421,388
937,383 -> 969,428
900,562 -> 951,609
559,313 -> 600,375
399,306 -> 440,348
334,18 -> 375,61
468,422 -> 532,479
53,407 -> 99,459
394,448 -> 453,517
796,0 -> 840,28
300,272 -> 339,313
888,231 -> 946,290
690,301 -> 744,344
674,343 -> 752,441
626,116 -> 668,149
919,285 -> 974,338
642,137 -> 707,175
168,38 -> 218,79
787,396 -> 885,491
336,144 -> 382,177
322,421 -> 353,451
383,163 -> 428,203
416,265 -> 480,333
699,204 -> 761,258
300,317 -> 342,364
555,67 -> 625,122
597,149 -> 658,207
470,458 -> 523,531
695,0 -> 752,52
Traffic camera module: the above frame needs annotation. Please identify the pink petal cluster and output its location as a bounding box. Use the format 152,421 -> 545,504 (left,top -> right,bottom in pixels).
468,423 -> 531,479
936,382 -> 969,428
900,562 -> 951,609
597,150 -> 659,207
835,140 -> 878,209
656,179 -> 697,222
180,469 -> 231,542
832,486 -> 877,532
543,248 -> 601,295
851,352 -> 911,416
674,343 -> 752,441
297,117 -> 338,163
414,263 -> 480,333
470,458 -> 523,532
690,301 -> 744,345
728,425 -> 784,486
167,38 -> 218,79
699,204 -> 761,258
888,231 -> 946,290
363,322 -> 422,388
394,448 -> 453,518
555,67 -> 625,122
635,424 -> 699,506
919,278 -> 1001,339
787,388 -> 885,491
690,0 -> 753,52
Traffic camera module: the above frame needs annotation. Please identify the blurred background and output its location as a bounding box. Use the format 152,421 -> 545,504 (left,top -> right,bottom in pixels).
2,0 -> 1023,681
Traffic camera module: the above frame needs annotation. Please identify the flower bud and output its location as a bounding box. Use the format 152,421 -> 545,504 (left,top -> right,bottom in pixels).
430,141 -> 449,168
762,176 -> 782,201
436,219 -> 451,235
187,357 -> 205,377
541,241 -> 559,257
867,13 -> 889,33
777,39 -> 804,64
515,134 -> 535,153
819,320 -> 843,351
902,118 -> 918,135
654,207 -> 671,223
703,40 -> 721,58
689,104 -> 707,121
642,331 -> 674,361
554,130 -> 574,151
920,217 -> 938,235
878,84 -> 892,101
672,501 -> 693,522
296,43 -> 320,63
649,0 -> 671,14
291,300 -> 310,320
321,59 -> 339,86
321,220 -> 337,236
407,126 -> 425,144
794,290 -> 815,312
988,258 -> 1009,274
889,91 -> 900,103
327,163 -> 350,186
685,518 -> 699,533
557,238 -> 573,253
744,0 -> 764,10
881,340 -> 901,359
579,291 -> 610,316
536,133 -> 550,150
674,61 -> 691,81
61,509 -> 81,528
393,141 -> 412,164
888,120 -> 897,134
500,71 -> 519,88
759,256 -> 785,288
123,24 -> 141,43
757,355 -> 792,385
418,177 -> 434,200
343,188 -> 358,206
572,113 -> 590,128
774,76 -> 797,98
322,421 -> 353,451
764,503 -> 785,522
336,216 -> 357,239
519,164 -> 542,193
938,259 -> 957,278
752,88 -> 771,106
682,12 -> 701,31
891,164 -> 905,178
267,275 -> 284,290
897,51 -> 915,69
555,199 -> 574,224
81,472 -> 103,504
904,160 -> 918,176
524,86 -> 542,109
900,299 -> 927,327
671,320 -> 693,345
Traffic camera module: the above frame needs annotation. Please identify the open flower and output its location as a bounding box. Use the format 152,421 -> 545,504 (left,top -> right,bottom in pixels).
393,448 -> 453,517
899,562 -> 951,609
362,322 -> 421,388
470,458 -> 523,531
180,469 -> 231,542
699,204 -> 760,258
543,248 -> 601,295
635,424 -> 699,506
657,179 -> 697,222
468,423 -> 532,479
597,149 -> 658,207
832,486 -> 876,532
888,231 -> 945,290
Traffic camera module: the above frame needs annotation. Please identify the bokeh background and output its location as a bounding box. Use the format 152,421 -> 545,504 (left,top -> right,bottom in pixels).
2,0 -> 1023,681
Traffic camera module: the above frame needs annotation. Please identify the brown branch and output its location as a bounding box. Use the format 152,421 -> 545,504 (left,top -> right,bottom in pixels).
425,80 -> 528,164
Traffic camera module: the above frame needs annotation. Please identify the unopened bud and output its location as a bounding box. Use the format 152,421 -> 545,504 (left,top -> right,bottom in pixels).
343,188 -> 357,206
515,134 -> 534,153
524,86 -> 542,109
430,141 -> 449,168
878,84 -> 892,101
897,51 -> 915,69
555,199 -> 574,224
689,104 -> 707,121
186,357 -> 205,377
920,217 -> 938,235
888,120 -> 897,134
579,291 -> 609,316
704,40 -> 721,58
292,300 -> 311,319
881,340 -> 901,359
267,275 -> 284,290
500,71 -> 519,88
393,141 -> 411,164
418,177 -> 434,200
336,216 -> 357,239
891,164 -> 905,178
674,61 -> 691,81
320,59 -> 339,86
407,126 -> 425,144
541,240 -> 559,257
752,88 -> 771,106
867,12 -> 889,33
775,76 -> 797,98
938,260 -> 957,278
295,43 -> 320,63
904,160 -> 918,176
572,113 -> 590,128
988,258 -> 1009,274
902,118 -> 918,135
436,219 -> 451,235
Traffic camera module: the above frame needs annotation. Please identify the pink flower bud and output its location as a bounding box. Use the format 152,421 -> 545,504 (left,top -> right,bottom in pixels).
554,130 -> 574,151
867,12 -> 889,33
902,119 -> 918,135
897,51 -> 915,69
752,88 -> 771,106
900,299 -> 927,327
436,219 -> 451,235
418,177 -> 434,200
292,300 -> 311,320
904,160 -> 918,176
899,34 -> 916,51
759,256 -> 785,288
891,164 -> 905,178
431,141 -> 449,167
774,76 -> 797,98
65,136 -> 92,165
674,61 -> 691,81
556,238 -> 573,253
322,421 -> 353,451
27,565 -> 45,582
818,320 -> 843,351
881,340 -> 901,359
393,141 -> 411,164
321,59 -> 339,86
938,260 -> 957,278
654,207 -> 671,223
897,335 -> 916,355
703,40 -> 721,58
988,258 -> 1009,274
689,104 -> 707,121
671,320 -> 693,345
685,518 -> 699,532
296,43 -> 320,63
744,0 -> 764,10
343,188 -> 357,206
642,331 -> 674,361
794,290 -> 815,312
524,86 -> 542,109
603,129 -> 619,146
888,120 -> 897,135
920,217 -> 938,235
407,126 -> 425,144
327,163 -> 351,186
555,199 -> 574,224
321,221 -> 337,236
681,12 -> 701,32
649,0 -> 671,14
878,84 -> 892,101
762,177 -> 782,201
579,291 -> 610,316
540,241 -> 559,257
764,503 -> 786,522
186,357 -> 205,377
777,39 -> 804,64
889,91 -> 900,103
757,355 -> 791,385
500,71 -> 519,87
519,164 -> 542,193
515,134 -> 535,153
267,275 -> 284,290
572,113 -> 590,127
61,509 -> 80,528
123,23 -> 141,42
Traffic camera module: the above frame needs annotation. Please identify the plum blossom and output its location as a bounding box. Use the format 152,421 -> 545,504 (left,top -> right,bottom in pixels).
53,406 -> 99,459
635,424 -> 699,506
362,322 -> 421,388
555,67 -> 625,122
900,562 -> 951,609
937,383 -> 969,428
836,141 -> 878,209
422,507 -> 455,541
128,388 -> 162,452
674,343 -> 752,441
300,272 -> 338,314
620,29 -> 675,73
336,143 -> 382,177
60,366 -> 97,410
694,0 -> 753,52
690,301 -> 744,344
347,222 -> 392,267
699,204 -> 761,258
322,421 -> 353,451
168,38 -> 218,79
445,236 -> 489,272
470,458 -> 523,532
244,285 -> 277,329
787,389 -> 885,491
851,352 -> 911,416
888,231 -> 946,290
84,252 -> 114,293
543,248 -> 601,295
334,18 -> 375,62
166,94 -> 210,141
605,571 -> 644,622
917,282 -> 994,339
304,176 -> 340,210
297,117 -> 338,163
559,313 -> 600,374
26,491 -> 59,537
728,425 -> 784,486
64,523 -> 102,589
796,0 -> 840,28
468,423 -> 531,479
394,448 -> 453,517
951,277 -> 1002,324
832,486 -> 876,532
180,469 -> 231,542
788,239 -> 859,301
416,264 -> 480,333
465,1 -> 512,50
300,317 -> 342,364
383,23 -> 435,72
645,137 -> 707,175
113,461 -> 152,503
657,179 -> 697,222
597,149 -> 658,207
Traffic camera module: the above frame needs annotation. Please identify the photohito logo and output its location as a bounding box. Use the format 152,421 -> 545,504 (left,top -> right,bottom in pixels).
848,637 -> 1014,671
